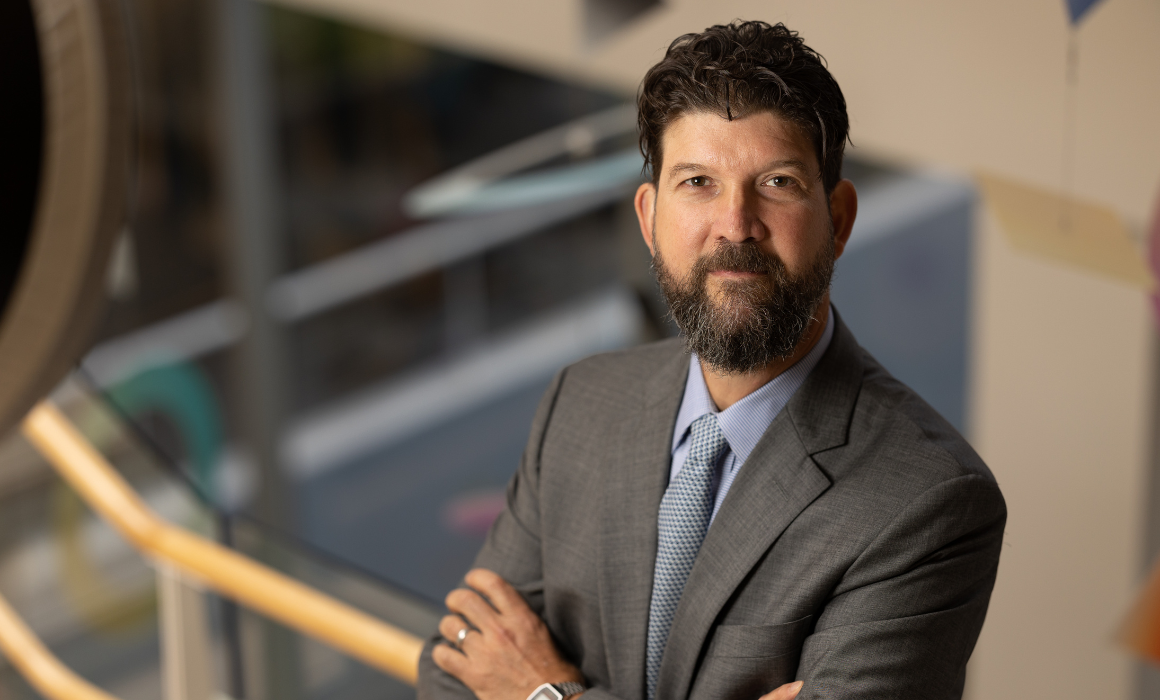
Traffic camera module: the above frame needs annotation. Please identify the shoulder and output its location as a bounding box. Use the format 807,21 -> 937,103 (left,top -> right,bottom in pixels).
523,337 -> 687,450
834,367 -> 1003,532
852,349 -> 994,486
792,316 -> 1002,517
782,325 -> 1005,596
553,336 -> 687,405
564,336 -> 685,378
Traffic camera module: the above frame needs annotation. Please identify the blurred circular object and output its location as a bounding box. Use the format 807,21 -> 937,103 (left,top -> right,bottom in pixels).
0,0 -> 132,431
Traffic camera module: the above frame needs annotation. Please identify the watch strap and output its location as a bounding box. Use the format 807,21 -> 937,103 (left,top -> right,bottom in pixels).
553,682 -> 586,696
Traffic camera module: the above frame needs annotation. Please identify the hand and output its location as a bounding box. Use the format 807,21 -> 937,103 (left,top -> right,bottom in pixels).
759,681 -> 804,700
433,569 -> 584,700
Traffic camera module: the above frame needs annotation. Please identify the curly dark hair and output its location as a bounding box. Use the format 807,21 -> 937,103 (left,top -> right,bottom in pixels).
638,20 -> 849,193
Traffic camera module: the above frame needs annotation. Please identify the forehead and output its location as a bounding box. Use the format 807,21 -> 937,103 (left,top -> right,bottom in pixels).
659,110 -> 817,177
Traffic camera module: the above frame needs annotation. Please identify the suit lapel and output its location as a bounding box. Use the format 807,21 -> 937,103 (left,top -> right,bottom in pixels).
786,311 -> 865,455
598,345 -> 689,700
655,313 -> 864,700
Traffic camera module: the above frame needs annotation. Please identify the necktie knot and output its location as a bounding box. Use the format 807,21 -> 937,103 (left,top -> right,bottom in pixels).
685,413 -> 728,470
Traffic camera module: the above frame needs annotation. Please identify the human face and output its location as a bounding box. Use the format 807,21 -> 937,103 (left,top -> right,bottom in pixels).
634,110 -> 857,371
652,217 -> 834,372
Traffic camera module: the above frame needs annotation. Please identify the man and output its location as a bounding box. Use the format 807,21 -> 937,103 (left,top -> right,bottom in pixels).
419,20 -> 1005,700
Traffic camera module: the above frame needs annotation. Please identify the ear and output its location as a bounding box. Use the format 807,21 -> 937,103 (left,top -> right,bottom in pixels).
634,182 -> 658,256
829,179 -> 858,260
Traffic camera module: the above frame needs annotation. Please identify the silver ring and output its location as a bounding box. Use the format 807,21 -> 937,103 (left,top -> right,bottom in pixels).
457,627 -> 470,644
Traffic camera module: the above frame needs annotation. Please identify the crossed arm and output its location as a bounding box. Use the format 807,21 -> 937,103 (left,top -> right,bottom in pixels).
419,472 -> 1005,700
431,568 -> 803,700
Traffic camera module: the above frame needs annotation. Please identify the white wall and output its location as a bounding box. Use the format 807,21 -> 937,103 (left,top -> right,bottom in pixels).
968,210 -> 1152,699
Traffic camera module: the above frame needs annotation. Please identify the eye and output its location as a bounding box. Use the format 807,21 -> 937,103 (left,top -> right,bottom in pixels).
684,176 -> 710,187
766,175 -> 794,188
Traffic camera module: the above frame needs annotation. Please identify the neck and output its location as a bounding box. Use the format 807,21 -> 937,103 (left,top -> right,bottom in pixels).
700,298 -> 830,411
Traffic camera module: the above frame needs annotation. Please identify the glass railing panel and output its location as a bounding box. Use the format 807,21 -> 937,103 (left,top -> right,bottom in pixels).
0,374 -> 442,699
226,607 -> 421,700
221,517 -> 440,700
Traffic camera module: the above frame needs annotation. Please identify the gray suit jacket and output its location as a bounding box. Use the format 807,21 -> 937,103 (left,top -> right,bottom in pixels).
419,314 -> 1005,700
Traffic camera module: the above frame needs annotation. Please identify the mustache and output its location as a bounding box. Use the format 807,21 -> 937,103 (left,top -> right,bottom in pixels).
693,242 -> 783,278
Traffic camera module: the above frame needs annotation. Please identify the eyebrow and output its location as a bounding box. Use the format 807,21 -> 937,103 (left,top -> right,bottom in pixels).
666,159 -> 813,177
766,158 -> 811,172
668,162 -> 706,175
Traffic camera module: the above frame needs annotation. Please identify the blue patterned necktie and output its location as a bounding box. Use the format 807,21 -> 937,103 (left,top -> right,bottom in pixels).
645,413 -> 729,700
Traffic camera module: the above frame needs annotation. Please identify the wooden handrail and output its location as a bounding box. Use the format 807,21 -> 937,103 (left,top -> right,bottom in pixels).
0,590 -> 121,700
20,400 -> 424,686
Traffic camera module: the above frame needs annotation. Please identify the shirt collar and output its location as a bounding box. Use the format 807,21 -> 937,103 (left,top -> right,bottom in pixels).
671,307 -> 835,463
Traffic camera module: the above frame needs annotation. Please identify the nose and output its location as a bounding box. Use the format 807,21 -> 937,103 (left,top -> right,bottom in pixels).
715,185 -> 766,243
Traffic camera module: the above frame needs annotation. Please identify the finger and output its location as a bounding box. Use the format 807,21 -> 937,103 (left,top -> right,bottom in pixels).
465,568 -> 527,616
438,614 -> 472,646
759,681 -> 804,700
432,642 -> 469,678
445,587 -> 502,634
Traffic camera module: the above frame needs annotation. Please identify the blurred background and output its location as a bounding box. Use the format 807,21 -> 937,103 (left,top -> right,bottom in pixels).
1,0 -> 1158,699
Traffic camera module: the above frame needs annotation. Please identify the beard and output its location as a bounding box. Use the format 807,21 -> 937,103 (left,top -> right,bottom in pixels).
653,234 -> 835,375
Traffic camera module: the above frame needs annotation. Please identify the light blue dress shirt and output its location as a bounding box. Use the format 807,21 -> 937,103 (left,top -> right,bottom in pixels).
670,308 -> 835,524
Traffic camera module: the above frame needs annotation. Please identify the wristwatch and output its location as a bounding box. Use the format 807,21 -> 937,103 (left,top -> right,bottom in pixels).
526,682 -> 586,700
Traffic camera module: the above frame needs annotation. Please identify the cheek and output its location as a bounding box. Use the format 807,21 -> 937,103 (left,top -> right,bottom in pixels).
655,206 -> 712,256
765,205 -> 831,266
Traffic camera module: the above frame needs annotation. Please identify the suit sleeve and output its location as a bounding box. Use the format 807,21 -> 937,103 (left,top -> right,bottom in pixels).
796,473 -> 1007,700
417,369 -> 567,700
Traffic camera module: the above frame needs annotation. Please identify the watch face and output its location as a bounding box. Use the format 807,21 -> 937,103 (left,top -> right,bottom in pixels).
529,685 -> 563,700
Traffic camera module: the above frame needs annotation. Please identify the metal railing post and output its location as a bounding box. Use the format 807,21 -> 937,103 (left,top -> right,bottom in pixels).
157,564 -> 215,700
